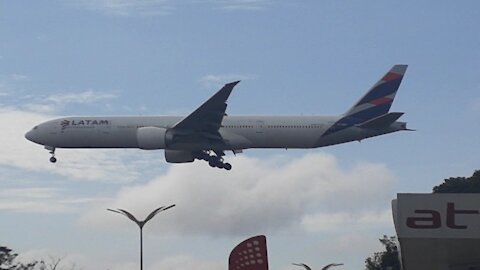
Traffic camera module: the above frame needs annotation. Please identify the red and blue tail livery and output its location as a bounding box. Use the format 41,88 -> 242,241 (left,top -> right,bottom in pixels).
322,65 -> 408,137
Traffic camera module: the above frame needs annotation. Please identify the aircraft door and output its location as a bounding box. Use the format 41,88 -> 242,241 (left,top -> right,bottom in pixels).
255,120 -> 265,134
98,123 -> 112,145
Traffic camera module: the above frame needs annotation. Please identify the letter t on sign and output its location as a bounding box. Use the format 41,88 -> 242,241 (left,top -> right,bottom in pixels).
446,202 -> 480,229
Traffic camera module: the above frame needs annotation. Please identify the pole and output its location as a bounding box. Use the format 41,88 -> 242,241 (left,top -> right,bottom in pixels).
107,205 -> 175,270
140,227 -> 143,270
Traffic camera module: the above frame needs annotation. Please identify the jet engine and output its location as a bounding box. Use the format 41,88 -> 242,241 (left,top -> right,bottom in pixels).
164,149 -> 194,163
136,127 -> 167,149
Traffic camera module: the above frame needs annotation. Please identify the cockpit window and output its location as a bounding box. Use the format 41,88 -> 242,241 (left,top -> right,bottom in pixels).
33,126 -> 38,130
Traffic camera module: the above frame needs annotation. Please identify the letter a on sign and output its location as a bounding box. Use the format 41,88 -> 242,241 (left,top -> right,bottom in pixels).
406,210 -> 441,229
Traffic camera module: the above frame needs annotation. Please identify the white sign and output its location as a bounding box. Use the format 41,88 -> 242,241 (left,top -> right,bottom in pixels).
394,193 -> 480,239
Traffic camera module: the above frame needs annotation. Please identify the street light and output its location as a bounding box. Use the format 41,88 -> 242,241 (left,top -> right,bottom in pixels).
108,204 -> 175,270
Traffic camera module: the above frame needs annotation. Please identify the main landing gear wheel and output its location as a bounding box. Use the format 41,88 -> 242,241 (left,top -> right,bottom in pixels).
197,150 -> 232,170
208,160 -> 217,167
50,157 -> 57,163
223,163 -> 232,171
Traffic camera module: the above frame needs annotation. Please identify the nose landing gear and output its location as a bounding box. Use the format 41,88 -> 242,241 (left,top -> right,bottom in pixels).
45,146 -> 57,163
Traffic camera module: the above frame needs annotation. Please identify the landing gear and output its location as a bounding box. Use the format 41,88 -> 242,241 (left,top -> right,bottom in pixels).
45,146 -> 57,163
195,150 -> 232,170
208,159 -> 217,167
207,159 -> 232,170
223,163 -> 232,170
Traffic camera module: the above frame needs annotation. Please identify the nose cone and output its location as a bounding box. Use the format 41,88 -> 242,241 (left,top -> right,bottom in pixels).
25,129 -> 40,144
25,130 -> 34,141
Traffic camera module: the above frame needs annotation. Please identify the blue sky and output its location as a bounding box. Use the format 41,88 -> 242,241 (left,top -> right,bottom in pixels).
1,1 -> 480,269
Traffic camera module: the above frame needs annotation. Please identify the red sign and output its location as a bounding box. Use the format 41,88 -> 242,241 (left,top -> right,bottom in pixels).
229,235 -> 269,270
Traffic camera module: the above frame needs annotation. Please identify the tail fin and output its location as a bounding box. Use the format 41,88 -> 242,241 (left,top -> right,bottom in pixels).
322,65 -> 407,137
344,64 -> 407,121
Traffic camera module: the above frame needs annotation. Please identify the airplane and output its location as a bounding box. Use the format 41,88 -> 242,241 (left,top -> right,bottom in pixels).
25,65 -> 411,170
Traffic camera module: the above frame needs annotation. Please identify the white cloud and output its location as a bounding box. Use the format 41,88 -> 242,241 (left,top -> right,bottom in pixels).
70,0 -> 175,16
0,187 -> 109,213
17,249 -> 89,270
0,198 -> 72,213
147,255 -> 223,270
0,187 -> 59,199
22,103 -> 57,114
0,106 -> 164,182
0,107 -> 51,166
9,74 -> 30,82
301,210 -> 393,232
80,153 -> 395,236
69,0 -> 272,16
200,74 -> 253,89
20,89 -> 117,114
209,0 -> 271,11
0,73 -> 116,113
0,74 -> 30,97
45,89 -> 117,105
17,249 -> 222,270
308,233 -> 390,264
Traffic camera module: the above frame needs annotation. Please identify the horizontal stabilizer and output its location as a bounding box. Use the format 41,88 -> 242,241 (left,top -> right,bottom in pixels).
357,112 -> 404,129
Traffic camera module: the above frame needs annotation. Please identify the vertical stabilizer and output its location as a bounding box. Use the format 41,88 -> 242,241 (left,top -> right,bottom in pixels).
322,65 -> 407,137
345,64 -> 408,120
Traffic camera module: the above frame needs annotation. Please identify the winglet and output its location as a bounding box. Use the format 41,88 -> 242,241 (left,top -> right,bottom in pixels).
227,80 -> 241,87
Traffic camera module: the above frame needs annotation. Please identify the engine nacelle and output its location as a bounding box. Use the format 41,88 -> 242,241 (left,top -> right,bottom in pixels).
136,127 -> 167,150
164,150 -> 194,163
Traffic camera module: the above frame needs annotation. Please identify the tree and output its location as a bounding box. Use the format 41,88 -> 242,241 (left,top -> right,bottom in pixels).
433,170 -> 480,193
0,246 -> 38,270
36,256 -> 81,270
364,235 -> 401,270
0,247 -> 79,270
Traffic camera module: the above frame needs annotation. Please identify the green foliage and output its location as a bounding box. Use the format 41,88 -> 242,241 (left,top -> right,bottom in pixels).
364,235 -> 401,270
433,170 -> 480,193
0,246 -> 38,270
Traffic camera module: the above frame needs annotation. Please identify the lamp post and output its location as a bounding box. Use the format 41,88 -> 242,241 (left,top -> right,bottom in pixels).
108,204 -> 175,270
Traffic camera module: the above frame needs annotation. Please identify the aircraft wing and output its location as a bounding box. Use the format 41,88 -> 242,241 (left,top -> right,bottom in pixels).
173,81 -> 240,135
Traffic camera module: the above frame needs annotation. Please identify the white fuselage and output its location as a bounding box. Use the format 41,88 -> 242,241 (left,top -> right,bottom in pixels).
25,115 -> 403,151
